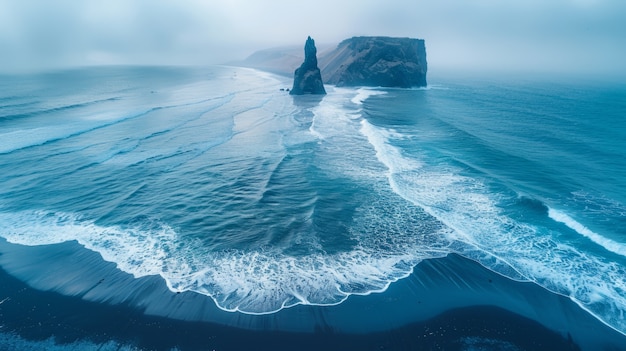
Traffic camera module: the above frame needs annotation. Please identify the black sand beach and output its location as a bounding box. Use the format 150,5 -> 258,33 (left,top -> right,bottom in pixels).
1,239 -> 625,350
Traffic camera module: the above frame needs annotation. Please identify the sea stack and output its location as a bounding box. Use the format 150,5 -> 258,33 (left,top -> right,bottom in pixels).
290,36 -> 326,95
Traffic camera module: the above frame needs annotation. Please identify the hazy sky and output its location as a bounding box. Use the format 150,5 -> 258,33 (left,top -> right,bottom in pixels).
1,0 -> 625,75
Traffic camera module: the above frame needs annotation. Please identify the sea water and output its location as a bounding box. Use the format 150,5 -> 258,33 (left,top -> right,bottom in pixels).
0,66 -> 625,344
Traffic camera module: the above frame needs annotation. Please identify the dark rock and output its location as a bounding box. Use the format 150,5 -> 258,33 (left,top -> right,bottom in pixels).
319,36 -> 427,88
290,36 -> 326,95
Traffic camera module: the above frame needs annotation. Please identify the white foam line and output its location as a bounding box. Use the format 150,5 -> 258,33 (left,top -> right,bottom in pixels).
308,119 -> 324,140
548,208 -> 626,257
351,88 -> 387,105
357,115 -> 626,336
0,209 -> 438,315
359,119 -> 421,174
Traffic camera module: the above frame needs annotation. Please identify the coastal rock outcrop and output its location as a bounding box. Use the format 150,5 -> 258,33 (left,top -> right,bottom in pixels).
290,36 -> 326,95
319,36 -> 427,88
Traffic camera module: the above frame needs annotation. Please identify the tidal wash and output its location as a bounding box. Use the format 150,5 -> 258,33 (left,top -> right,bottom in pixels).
0,66 -> 625,350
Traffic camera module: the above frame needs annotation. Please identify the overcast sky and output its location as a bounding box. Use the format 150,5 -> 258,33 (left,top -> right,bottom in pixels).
1,0 -> 625,76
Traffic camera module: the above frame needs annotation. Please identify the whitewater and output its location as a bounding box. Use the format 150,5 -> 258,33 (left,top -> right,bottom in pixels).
0,65 -> 625,338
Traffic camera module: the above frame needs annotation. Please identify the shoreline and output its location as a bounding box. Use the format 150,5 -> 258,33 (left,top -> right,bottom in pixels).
0,261 -> 581,351
1,239 -> 625,350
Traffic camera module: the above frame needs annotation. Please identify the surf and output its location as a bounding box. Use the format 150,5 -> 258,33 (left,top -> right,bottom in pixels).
1,66 -> 625,344
356,88 -> 626,336
0,73 -> 449,315
548,208 -> 626,257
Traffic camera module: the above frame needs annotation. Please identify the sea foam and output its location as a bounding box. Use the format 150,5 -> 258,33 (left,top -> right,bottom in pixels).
0,83 -> 450,315
548,208 -> 626,257
0,201 -> 443,314
2,67 -> 626,339
351,88 -> 387,105
354,92 -> 626,335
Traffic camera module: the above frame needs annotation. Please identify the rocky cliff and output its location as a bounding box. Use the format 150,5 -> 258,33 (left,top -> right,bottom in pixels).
319,36 -> 427,88
290,36 -> 326,95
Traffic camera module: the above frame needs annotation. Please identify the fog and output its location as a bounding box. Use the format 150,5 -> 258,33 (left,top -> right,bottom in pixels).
1,0 -> 625,76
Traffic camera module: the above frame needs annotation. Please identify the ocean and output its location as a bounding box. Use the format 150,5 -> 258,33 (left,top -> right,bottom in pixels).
0,65 -> 625,350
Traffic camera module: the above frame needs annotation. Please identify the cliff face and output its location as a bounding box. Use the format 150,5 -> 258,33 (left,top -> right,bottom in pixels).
290,36 -> 326,95
320,36 -> 427,88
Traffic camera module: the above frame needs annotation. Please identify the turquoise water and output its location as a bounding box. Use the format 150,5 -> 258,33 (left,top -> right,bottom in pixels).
0,66 -> 625,347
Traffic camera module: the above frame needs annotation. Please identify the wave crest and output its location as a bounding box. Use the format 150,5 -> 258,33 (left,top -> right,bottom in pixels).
0,206 -> 445,314
358,115 -> 626,335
